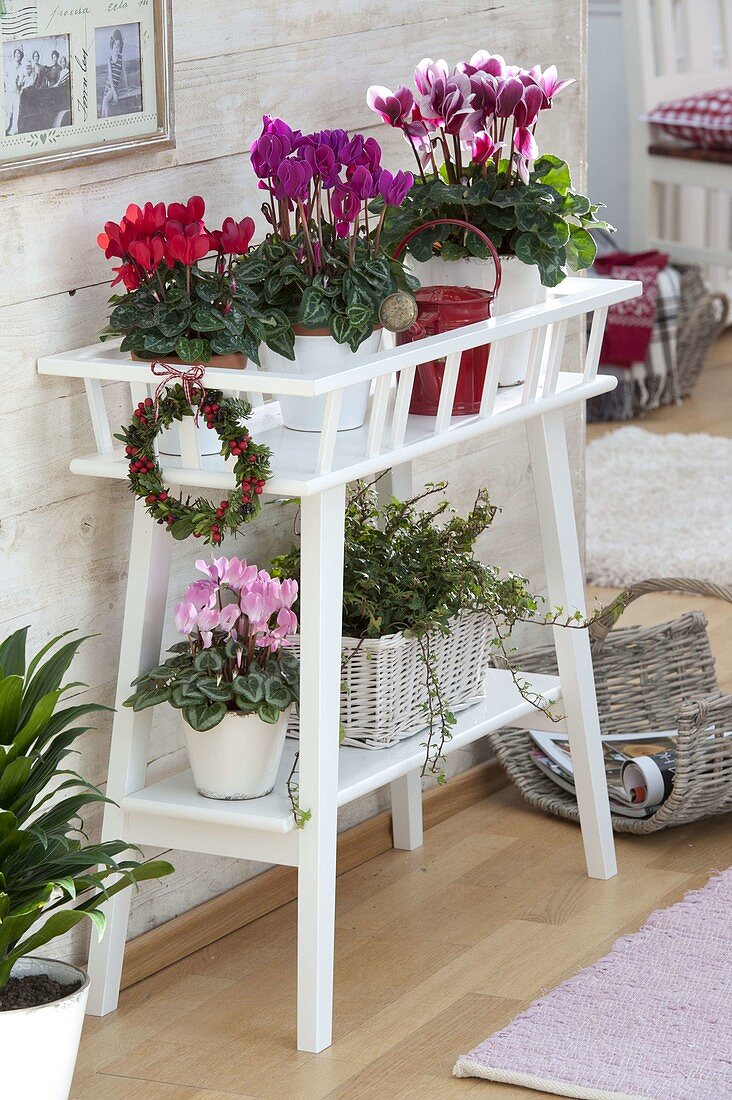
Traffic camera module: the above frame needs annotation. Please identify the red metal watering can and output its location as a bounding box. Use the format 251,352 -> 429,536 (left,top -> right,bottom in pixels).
394,219 -> 502,416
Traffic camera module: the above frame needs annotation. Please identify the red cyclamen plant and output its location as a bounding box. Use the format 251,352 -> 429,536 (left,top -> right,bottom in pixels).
97,196 -> 293,364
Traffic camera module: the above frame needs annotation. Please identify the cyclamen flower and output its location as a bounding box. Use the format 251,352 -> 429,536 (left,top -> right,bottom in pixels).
128,236 -> 164,273
413,57 -> 449,96
215,216 -> 255,255
166,196 -> 205,227
274,158 -> 313,203
331,185 -> 360,237
468,51 -> 506,78
164,222 -> 212,266
348,164 -> 379,201
495,76 -> 525,118
378,169 -> 414,207
126,200 -> 168,236
422,68 -> 473,134
366,84 -> 414,127
110,262 -> 141,291
469,131 -> 502,166
533,64 -> 575,106
299,142 -> 340,188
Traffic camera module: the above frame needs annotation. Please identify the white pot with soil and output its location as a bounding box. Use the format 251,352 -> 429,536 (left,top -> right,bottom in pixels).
407,254 -> 548,387
182,707 -> 293,800
2,956 -> 89,1100
258,327 -> 381,432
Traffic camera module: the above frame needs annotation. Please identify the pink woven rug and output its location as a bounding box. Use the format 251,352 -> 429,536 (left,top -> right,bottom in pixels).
454,869 -> 732,1099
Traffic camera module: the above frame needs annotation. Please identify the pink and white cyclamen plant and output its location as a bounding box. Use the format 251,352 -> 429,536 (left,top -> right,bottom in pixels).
175,556 -> 298,656
367,53 -> 574,184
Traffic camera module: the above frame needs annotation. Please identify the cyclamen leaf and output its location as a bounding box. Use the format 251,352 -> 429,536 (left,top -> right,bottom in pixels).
176,337 -> 209,364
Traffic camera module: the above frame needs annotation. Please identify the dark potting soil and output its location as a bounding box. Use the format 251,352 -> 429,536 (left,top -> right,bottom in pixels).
0,973 -> 82,1011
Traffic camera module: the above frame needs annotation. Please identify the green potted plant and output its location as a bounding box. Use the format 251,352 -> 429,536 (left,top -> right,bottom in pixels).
0,628 -> 173,1100
126,556 -> 300,800
367,55 -> 612,384
272,479 -> 552,778
243,118 -> 417,431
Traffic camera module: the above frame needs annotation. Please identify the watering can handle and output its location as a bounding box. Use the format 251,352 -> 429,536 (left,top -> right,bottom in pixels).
393,218 -> 502,296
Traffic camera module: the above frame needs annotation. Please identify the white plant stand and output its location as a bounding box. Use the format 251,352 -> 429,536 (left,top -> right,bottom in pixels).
38,275 -> 640,1053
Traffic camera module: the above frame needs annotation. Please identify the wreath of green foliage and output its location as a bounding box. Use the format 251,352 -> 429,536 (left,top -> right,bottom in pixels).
114,383 -> 272,546
376,155 -> 612,288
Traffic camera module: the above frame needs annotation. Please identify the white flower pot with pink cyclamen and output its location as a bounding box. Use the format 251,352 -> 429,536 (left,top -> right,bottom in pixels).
366,53 -> 611,386
125,555 -> 300,800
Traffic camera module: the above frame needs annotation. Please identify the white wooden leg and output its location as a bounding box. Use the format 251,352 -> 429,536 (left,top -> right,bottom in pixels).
86,503 -> 173,1015
390,771 -> 424,850
297,485 -> 346,1053
526,411 -> 617,880
377,462 -> 425,852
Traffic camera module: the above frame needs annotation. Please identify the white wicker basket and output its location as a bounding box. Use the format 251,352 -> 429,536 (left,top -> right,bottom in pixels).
286,609 -> 494,749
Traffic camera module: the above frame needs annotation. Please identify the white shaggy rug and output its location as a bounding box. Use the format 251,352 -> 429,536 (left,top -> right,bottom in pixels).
586,427 -> 732,587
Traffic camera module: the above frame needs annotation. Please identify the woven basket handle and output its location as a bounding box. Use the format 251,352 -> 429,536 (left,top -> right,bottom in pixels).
589,577 -> 732,650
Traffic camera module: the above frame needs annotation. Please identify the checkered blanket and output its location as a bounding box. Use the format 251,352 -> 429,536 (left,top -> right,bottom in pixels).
588,240 -> 682,421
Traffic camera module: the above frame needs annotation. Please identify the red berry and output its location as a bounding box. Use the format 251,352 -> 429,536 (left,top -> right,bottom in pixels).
160,491 -> 168,501
144,397 -> 153,407
145,494 -> 156,504
255,486 -> 263,494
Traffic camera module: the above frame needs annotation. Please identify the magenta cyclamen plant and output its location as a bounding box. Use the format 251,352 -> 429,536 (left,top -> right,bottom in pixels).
240,117 -> 418,351
367,54 -> 609,286
126,556 -> 300,730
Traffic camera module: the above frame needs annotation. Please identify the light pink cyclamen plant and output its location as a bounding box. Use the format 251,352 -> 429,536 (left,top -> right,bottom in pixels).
174,556 -> 298,656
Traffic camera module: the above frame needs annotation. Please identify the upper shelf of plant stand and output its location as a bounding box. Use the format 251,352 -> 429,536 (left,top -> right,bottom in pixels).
38,275 -> 641,496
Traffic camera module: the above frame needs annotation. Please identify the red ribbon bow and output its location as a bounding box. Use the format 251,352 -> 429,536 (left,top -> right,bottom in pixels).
150,361 -> 206,425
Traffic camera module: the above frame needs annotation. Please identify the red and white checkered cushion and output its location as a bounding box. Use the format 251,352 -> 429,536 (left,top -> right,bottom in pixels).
643,86 -> 732,150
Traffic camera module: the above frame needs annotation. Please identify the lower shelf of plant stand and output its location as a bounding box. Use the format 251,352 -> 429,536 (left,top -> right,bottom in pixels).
120,669 -> 561,865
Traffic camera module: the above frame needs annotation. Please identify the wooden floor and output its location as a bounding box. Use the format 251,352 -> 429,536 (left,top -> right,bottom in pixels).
72,336 -> 732,1100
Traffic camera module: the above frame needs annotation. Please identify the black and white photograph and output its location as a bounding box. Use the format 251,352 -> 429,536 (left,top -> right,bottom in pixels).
95,22 -> 143,119
3,34 -> 71,136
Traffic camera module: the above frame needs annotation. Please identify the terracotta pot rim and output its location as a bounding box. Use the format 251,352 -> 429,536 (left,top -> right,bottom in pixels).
130,351 -> 248,371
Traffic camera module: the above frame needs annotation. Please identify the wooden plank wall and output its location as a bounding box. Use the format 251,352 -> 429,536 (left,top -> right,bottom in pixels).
0,0 -> 587,960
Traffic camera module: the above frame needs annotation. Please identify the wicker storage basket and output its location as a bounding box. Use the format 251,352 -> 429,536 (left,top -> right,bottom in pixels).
488,579 -> 732,833
676,267 -> 728,398
287,609 -> 494,749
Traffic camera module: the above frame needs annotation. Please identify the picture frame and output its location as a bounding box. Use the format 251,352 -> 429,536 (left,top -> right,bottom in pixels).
0,0 -> 174,178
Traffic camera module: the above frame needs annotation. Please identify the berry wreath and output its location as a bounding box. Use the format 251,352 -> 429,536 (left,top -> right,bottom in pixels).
115,383 -> 273,546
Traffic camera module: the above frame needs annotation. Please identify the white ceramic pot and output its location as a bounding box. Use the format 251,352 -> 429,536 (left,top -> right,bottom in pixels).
2,956 -> 89,1100
407,254 -> 548,387
182,707 -> 293,800
157,419 -> 222,458
258,329 -> 381,432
